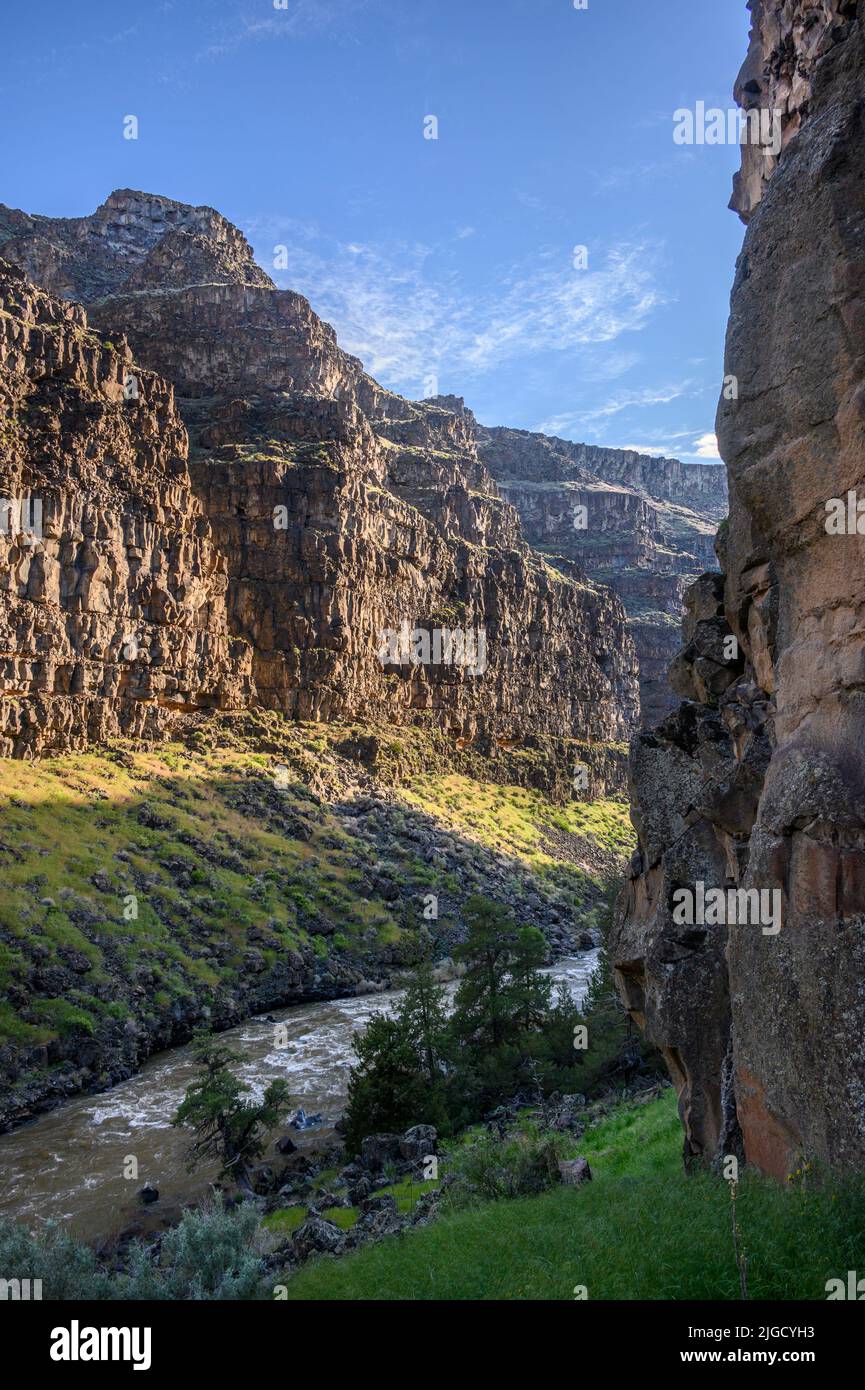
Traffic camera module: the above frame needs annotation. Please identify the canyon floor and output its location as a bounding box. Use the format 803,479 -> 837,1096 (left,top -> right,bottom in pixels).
0,712 -> 633,1130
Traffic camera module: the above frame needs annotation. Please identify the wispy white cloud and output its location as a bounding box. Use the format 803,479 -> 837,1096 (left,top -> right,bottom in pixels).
463,245 -> 665,370
581,382 -> 695,423
245,219 -> 668,396
695,430 -> 721,459
198,0 -> 375,60
537,382 -> 695,439
593,157 -> 692,194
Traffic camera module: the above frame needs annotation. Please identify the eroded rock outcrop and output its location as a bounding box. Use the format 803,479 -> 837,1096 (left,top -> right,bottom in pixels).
732,0 -> 860,221
613,0 -> 865,1178
0,192 -> 639,758
478,427 -> 726,727
0,260 -> 252,756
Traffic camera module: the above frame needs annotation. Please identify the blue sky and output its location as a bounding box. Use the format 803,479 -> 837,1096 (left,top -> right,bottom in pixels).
1,0 -> 750,461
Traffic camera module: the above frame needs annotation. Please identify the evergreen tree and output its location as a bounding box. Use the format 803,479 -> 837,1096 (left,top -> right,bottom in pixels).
343,1012 -> 433,1153
173,1034 -> 290,1194
342,892 -> 639,1146
451,895 -> 517,1050
507,925 -> 553,1032
398,953 -> 449,1083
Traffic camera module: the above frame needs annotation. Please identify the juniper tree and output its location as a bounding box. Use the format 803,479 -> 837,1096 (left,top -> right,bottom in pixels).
507,925 -> 552,1032
451,895 -> 518,1050
343,1012 -> 436,1152
173,1034 -> 290,1195
398,953 -> 449,1084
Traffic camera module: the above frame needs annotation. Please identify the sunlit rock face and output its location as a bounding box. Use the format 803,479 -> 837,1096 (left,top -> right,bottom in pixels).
613,1 -> 865,1178
0,259 -> 253,756
731,0 -> 859,221
0,192 -> 639,761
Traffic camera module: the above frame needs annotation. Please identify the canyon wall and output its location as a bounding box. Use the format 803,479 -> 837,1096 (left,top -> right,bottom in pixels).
612,0 -> 865,1178
0,260 -> 253,757
0,192 -> 639,761
478,426 -> 726,728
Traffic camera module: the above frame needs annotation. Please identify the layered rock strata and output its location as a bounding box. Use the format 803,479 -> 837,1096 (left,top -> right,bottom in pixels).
478,426 -> 726,727
0,260 -> 252,756
0,192 -> 639,757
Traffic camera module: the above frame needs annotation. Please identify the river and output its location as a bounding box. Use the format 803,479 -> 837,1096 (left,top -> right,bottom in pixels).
0,953 -> 598,1246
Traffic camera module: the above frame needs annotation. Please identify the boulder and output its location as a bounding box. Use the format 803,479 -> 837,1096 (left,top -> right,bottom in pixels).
347,1174 -> 372,1206
558,1158 -> 592,1186
251,1164 -> 278,1195
360,1133 -> 402,1173
410,1188 -> 443,1226
291,1217 -> 346,1263
351,1193 -> 404,1244
548,1094 -> 587,1131
399,1124 -> 438,1166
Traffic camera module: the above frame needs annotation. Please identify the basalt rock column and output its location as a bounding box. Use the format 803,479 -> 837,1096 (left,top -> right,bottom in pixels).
0,191 -> 640,754
0,259 -> 252,756
612,0 -> 865,1178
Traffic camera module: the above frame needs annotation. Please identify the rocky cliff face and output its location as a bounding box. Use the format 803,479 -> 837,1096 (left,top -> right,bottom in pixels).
612,0 -> 865,1178
0,259 -> 252,757
478,427 -> 726,728
0,191 -> 639,761
732,0 -> 859,221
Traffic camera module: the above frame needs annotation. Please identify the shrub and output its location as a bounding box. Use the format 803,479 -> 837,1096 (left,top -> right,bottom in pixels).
123,1199 -> 263,1300
442,1128 -> 567,1207
32,998 -> 96,1037
0,1199 -> 264,1301
0,1220 -> 115,1300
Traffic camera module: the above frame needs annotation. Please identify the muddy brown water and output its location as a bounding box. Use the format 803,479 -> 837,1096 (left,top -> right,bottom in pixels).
0,953 -> 598,1245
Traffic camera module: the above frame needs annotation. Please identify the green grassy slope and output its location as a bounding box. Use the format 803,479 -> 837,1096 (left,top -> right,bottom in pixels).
278,1091 -> 865,1301
0,712 -> 634,1122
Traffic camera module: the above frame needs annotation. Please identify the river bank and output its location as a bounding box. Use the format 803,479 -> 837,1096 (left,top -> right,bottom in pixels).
0,954 -> 598,1246
0,718 -> 631,1132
